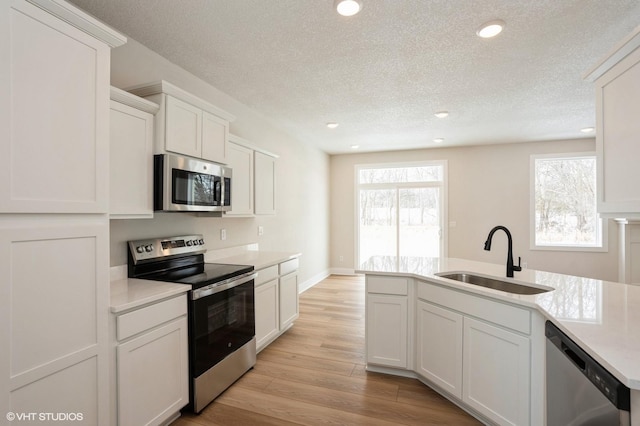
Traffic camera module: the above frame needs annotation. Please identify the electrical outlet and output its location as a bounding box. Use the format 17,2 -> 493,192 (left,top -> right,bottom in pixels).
339,256 -> 344,262
220,229 -> 226,241
522,261 -> 528,269
258,226 -> 264,236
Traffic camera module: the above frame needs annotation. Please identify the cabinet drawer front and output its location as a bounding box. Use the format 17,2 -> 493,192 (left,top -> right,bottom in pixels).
417,282 -> 530,334
117,294 -> 187,341
256,265 -> 278,286
279,258 -> 299,276
367,276 -> 408,295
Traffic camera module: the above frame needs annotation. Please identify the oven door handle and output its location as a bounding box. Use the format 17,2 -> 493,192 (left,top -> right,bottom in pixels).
191,271 -> 257,300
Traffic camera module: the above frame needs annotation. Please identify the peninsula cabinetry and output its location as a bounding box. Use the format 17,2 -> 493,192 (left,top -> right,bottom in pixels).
416,281 -> 532,426
584,27 -> 640,217
127,80 -> 235,164
254,257 -> 299,351
110,87 -> 159,219
0,0 -> 125,423
114,294 -> 189,426
365,276 -> 409,369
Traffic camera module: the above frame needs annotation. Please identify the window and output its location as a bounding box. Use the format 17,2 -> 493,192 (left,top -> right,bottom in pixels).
356,162 -> 447,265
530,153 -> 605,251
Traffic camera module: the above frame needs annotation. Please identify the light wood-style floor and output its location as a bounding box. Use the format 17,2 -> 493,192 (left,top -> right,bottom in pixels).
173,275 -> 481,426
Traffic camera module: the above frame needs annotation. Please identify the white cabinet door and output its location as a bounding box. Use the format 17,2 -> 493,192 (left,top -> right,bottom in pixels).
366,294 -> 408,368
596,47 -> 640,216
202,111 -> 228,164
226,142 -> 254,216
279,273 -> 299,329
0,215 -> 109,424
463,317 -> 530,426
117,316 -> 189,426
110,99 -> 154,219
0,0 -> 111,213
416,300 -> 463,398
255,279 -> 280,351
254,151 -> 276,215
165,95 -> 202,158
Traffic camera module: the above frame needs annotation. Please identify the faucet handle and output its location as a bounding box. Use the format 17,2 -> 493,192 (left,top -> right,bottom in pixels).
513,256 -> 522,272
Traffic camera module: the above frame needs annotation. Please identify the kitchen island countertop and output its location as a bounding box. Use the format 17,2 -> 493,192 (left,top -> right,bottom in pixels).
357,256 -> 640,390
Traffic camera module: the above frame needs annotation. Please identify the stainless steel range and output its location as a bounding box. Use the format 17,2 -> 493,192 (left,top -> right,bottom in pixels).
128,234 -> 257,413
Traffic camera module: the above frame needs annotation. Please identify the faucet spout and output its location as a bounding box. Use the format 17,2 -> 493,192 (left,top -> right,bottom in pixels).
484,226 -> 522,278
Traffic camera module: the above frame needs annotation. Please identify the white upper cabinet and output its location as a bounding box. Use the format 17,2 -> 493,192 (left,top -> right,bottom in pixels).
225,134 -> 278,217
584,27 -> 640,218
226,135 -> 255,216
109,87 -> 159,219
127,81 -> 235,165
254,151 -> 277,215
0,0 -> 125,213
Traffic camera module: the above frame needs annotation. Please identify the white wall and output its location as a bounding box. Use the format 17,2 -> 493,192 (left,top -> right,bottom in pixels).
109,39 -> 331,287
331,138 -> 620,282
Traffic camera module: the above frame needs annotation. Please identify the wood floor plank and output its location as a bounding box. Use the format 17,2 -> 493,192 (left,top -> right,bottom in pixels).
177,274 -> 480,425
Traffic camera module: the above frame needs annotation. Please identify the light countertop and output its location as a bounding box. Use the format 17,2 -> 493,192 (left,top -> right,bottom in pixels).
110,278 -> 190,314
206,251 -> 301,270
357,256 -> 640,389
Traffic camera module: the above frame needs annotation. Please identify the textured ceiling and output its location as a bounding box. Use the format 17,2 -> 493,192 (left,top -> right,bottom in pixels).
68,0 -> 640,154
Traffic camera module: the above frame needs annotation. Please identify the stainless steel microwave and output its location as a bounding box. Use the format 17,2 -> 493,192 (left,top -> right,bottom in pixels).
154,153 -> 232,212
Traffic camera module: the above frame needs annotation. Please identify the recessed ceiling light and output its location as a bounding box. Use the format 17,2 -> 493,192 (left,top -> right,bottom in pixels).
581,127 -> 595,133
477,20 -> 505,38
433,138 -> 445,143
335,0 -> 362,17
351,145 -> 360,149
326,122 -> 339,129
434,111 -> 449,118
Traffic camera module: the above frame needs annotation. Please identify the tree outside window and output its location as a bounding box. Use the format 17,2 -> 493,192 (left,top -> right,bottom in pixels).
531,153 -> 605,250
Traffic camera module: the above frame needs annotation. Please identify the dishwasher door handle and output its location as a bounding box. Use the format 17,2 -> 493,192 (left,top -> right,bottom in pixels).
561,342 -> 586,371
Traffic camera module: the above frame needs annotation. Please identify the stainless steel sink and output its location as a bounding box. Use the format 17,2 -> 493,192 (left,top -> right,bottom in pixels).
436,272 -> 551,295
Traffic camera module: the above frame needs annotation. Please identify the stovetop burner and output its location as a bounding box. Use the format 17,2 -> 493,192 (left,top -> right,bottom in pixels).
127,234 -> 253,289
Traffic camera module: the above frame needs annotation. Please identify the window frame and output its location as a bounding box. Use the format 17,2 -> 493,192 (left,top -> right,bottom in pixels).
354,160 -> 448,265
529,152 -> 607,252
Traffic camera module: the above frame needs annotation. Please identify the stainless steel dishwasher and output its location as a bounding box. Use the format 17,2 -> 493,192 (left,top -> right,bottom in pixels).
546,321 -> 630,425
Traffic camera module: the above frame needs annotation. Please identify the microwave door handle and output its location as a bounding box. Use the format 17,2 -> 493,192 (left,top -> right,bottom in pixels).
214,179 -> 221,203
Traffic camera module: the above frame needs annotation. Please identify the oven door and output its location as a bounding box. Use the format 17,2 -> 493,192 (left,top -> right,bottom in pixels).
190,274 -> 256,378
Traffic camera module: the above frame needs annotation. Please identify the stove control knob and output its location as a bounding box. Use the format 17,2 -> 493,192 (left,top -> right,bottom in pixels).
192,239 -> 199,246
186,240 -> 193,246
199,239 -> 205,245
136,245 -> 144,254
144,244 -> 153,253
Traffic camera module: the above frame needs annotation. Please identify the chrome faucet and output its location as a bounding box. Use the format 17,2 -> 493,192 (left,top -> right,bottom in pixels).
484,225 -> 522,278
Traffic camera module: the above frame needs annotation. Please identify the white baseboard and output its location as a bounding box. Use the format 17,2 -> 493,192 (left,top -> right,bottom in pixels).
299,269 -> 331,293
329,267 -> 359,276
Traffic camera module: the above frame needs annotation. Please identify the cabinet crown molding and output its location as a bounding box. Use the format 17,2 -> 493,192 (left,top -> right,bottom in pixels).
584,24 -> 640,82
125,80 -> 236,122
26,0 -> 126,47
110,86 -> 160,115
228,133 -> 279,158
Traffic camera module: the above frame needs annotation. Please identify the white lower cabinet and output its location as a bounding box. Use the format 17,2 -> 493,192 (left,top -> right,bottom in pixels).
415,280 -> 534,426
279,272 -> 299,329
114,294 -> 189,426
365,276 -> 409,369
255,278 -> 280,349
462,317 -> 530,426
416,300 -> 463,398
254,258 -> 300,352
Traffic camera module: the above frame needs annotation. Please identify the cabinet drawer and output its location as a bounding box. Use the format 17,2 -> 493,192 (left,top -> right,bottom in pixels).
117,294 -> 187,341
256,265 -> 278,286
279,258 -> 299,276
367,276 -> 408,296
417,281 -> 530,334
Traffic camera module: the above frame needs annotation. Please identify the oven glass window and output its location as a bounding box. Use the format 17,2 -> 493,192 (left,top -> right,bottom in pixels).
191,281 -> 255,377
172,169 -> 218,206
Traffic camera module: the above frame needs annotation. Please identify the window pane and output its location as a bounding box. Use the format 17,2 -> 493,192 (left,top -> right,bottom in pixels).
534,156 -> 599,246
359,166 -> 442,184
399,188 -> 440,257
359,189 -> 396,263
